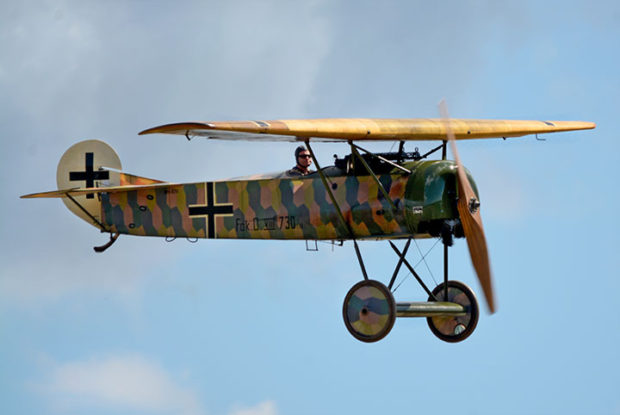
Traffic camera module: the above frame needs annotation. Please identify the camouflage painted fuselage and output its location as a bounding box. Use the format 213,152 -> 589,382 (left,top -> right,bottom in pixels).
101,160 -> 475,240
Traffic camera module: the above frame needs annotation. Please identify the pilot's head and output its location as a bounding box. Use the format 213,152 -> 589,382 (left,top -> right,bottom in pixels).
295,146 -> 312,168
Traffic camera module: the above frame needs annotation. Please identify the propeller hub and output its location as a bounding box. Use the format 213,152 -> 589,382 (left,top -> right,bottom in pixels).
468,197 -> 480,214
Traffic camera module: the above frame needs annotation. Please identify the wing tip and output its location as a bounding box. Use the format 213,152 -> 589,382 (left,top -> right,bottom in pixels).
139,122 -> 215,136
549,120 -> 596,131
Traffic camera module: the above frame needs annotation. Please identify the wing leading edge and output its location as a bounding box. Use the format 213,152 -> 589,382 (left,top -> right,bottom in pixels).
139,118 -> 595,142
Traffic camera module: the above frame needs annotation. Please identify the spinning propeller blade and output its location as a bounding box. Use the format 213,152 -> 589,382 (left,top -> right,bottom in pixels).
439,100 -> 496,313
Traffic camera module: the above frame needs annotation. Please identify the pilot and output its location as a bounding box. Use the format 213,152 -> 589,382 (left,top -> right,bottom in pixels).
287,145 -> 314,176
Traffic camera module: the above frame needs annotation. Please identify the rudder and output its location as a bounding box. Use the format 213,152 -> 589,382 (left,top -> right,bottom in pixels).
56,140 -> 122,227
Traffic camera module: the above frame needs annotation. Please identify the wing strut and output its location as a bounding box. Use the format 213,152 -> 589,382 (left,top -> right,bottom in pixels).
349,143 -> 400,215
304,140 -> 369,281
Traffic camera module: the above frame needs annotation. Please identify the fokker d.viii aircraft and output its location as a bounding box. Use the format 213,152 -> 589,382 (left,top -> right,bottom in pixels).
22,112 -> 595,342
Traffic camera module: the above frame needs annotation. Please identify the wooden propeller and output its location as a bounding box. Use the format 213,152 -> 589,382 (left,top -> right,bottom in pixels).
439,100 -> 496,313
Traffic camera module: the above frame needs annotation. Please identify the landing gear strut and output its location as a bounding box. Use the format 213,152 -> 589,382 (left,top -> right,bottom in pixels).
342,237 -> 479,343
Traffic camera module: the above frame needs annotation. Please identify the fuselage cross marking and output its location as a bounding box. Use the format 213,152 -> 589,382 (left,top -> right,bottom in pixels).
69,152 -> 109,199
188,182 -> 234,238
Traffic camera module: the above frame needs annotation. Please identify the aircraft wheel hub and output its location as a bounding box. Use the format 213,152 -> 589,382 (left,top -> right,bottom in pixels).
427,280 -> 479,343
342,280 -> 396,343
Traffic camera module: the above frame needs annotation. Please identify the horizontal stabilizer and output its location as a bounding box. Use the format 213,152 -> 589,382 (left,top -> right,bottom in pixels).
119,171 -> 165,186
21,188 -> 80,199
21,181 -> 173,199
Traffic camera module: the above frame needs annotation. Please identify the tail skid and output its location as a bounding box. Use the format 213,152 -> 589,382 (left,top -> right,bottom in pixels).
93,232 -> 120,253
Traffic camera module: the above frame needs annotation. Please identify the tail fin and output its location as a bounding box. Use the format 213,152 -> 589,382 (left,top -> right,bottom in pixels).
56,140 -> 122,227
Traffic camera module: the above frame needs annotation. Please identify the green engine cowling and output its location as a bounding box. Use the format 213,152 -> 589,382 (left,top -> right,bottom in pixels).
401,160 -> 479,238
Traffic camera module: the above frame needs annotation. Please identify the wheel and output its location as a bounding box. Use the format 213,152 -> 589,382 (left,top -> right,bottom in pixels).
342,280 -> 396,343
427,280 -> 479,343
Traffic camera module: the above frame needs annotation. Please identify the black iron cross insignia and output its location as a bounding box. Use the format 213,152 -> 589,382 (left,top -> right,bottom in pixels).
188,182 -> 233,238
69,152 -> 109,199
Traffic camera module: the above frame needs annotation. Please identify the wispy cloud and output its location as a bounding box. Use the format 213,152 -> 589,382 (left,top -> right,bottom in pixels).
40,354 -> 279,415
43,354 -> 205,415
229,401 -> 278,415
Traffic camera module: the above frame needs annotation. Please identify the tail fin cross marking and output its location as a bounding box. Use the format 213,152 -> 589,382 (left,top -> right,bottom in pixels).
68,152 -> 110,199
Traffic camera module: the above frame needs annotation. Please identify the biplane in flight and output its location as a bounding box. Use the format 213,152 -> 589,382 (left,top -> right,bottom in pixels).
22,111 -> 595,343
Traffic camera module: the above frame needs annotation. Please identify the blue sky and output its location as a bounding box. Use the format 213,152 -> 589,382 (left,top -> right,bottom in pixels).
1,1 -> 619,414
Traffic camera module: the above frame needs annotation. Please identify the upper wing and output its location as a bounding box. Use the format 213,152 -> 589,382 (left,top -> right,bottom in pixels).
139,118 -> 596,142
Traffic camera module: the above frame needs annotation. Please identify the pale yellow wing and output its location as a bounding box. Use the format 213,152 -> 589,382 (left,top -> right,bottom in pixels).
139,118 -> 595,142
